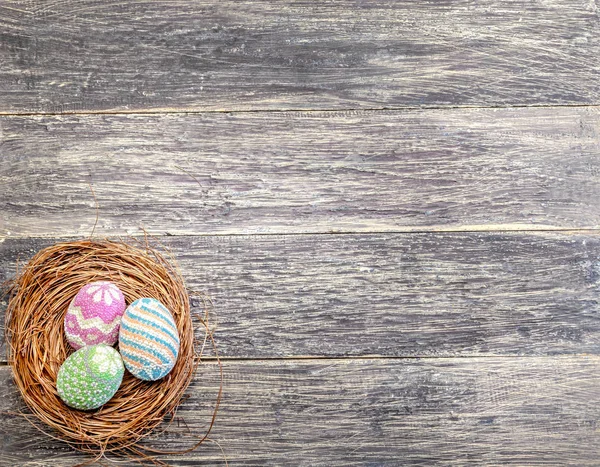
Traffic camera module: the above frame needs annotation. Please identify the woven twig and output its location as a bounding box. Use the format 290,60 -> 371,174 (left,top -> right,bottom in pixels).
4,239 -> 203,462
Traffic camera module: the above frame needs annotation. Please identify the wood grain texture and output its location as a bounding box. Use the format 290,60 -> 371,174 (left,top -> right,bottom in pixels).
2,106 -> 600,237
1,357 -> 600,466
0,0 -> 599,113
2,232 -> 600,360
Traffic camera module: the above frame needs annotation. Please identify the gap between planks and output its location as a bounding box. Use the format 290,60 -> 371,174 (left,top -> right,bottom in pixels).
1,355 -> 599,367
4,227 -> 600,242
0,102 -> 599,118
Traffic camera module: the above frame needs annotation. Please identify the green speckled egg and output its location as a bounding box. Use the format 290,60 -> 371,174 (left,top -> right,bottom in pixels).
57,344 -> 124,411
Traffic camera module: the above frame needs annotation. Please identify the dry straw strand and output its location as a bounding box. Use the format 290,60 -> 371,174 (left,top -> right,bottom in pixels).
4,238 -> 220,463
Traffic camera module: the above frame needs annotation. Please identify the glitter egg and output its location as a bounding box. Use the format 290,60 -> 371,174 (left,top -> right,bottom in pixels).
64,281 -> 126,349
56,345 -> 124,411
119,298 -> 180,381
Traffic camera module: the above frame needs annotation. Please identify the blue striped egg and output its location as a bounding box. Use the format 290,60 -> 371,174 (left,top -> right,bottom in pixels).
118,298 -> 180,381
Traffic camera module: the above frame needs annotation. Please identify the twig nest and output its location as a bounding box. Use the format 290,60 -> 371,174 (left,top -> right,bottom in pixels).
120,298 -> 181,381
57,345 -> 124,410
5,239 -> 196,457
64,281 -> 126,349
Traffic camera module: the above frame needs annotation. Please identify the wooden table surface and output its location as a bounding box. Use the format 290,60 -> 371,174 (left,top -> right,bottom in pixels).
1,1 -> 599,465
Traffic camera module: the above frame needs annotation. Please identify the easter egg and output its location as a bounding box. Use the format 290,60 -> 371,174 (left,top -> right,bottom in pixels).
119,298 -> 180,381
56,344 -> 124,410
64,281 -> 126,349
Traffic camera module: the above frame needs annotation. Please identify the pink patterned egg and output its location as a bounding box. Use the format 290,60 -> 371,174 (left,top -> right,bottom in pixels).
64,281 -> 126,349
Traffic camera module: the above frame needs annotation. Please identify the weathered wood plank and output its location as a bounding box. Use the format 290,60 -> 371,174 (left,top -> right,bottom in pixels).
1,357 -> 599,465
0,0 -> 599,113
2,232 -> 600,360
2,107 -> 600,237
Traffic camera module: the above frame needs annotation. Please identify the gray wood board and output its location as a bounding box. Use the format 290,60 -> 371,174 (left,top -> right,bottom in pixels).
1,357 -> 600,466
2,107 -> 600,237
0,0 -> 599,113
2,232 -> 600,360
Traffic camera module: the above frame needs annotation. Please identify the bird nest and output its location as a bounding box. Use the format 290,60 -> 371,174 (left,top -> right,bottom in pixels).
4,239 -> 219,463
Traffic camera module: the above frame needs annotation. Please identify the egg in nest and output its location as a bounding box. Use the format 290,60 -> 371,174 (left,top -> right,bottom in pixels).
56,344 -> 124,411
64,281 -> 126,349
119,298 -> 180,381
